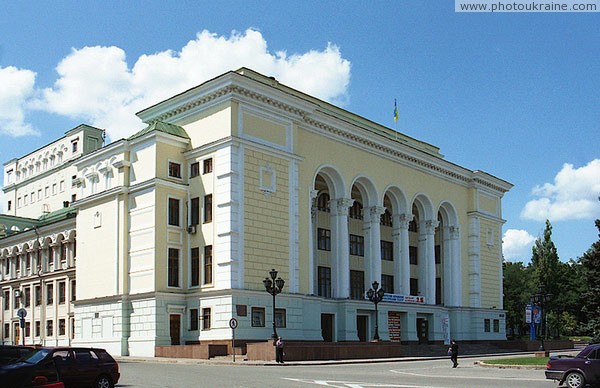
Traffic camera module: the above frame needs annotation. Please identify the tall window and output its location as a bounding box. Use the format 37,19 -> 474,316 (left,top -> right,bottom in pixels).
190,162 -> 200,178
168,248 -> 180,287
381,274 -> 394,294
275,309 -> 286,328
168,161 -> 181,178
349,234 -> 364,256
350,270 -> 365,300
190,197 -> 200,226
24,287 -> 31,307
317,266 -> 332,298
35,321 -> 40,337
410,278 -> 419,296
71,280 -> 76,301
409,246 -> 418,265
59,319 -> 66,336
202,308 -> 211,330
203,158 -> 213,174
46,283 -> 54,305
203,195 -> 213,223
189,309 -> 199,331
381,240 -> 393,261
190,248 -> 200,287
435,245 -> 441,264
58,281 -> 66,304
484,319 -> 491,333
203,245 -> 213,285
251,307 -> 265,327
317,228 -> 331,251
168,198 -> 180,226
35,285 -> 41,306
4,290 -> 9,310
46,320 -> 54,336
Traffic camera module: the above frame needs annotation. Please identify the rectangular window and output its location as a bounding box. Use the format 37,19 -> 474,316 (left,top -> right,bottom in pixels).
275,308 -> 286,328
350,270 -> 365,300
3,290 -> 9,310
317,228 -> 331,251
35,321 -> 40,337
168,161 -> 182,178
25,322 -> 31,337
381,240 -> 393,261
203,245 -> 213,285
251,307 -> 265,327
168,198 -> 180,226
59,319 -> 66,336
409,246 -> 418,265
189,308 -> 199,331
317,266 -> 332,298
191,248 -> 200,287
381,274 -> 394,294
46,283 -> 54,305
7,200 -> 11,211
35,285 -> 41,306
58,281 -> 66,304
349,234 -> 364,256
72,140 -> 78,153
484,319 -> 491,333
493,319 -> 500,333
203,158 -> 213,174
168,248 -> 180,287
4,323 -> 9,338
46,320 -> 53,336
436,277 -> 442,305
203,195 -> 213,223
190,162 -> 200,178
410,278 -> 419,296
71,280 -> 76,301
190,197 -> 200,226
24,287 -> 31,307
435,245 -> 441,264
202,308 -> 211,330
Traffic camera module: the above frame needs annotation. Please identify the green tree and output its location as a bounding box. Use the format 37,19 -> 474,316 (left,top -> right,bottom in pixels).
503,261 -> 535,338
581,219 -> 600,343
531,220 -> 561,296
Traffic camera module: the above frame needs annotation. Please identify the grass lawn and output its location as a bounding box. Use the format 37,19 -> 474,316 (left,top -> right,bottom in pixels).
485,357 -> 549,366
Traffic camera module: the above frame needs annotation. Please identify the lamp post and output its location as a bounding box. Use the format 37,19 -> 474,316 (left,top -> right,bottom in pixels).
263,269 -> 285,340
366,281 -> 385,341
532,285 -> 552,351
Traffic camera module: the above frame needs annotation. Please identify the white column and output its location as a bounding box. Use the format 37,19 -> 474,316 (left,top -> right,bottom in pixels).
364,206 -> 385,286
393,213 -> 412,295
308,189 -> 319,295
450,226 -> 462,306
423,220 -> 438,305
331,198 -> 353,299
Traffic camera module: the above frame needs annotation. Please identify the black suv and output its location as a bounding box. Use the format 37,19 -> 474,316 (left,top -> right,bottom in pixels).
0,345 -> 36,366
0,346 -> 120,388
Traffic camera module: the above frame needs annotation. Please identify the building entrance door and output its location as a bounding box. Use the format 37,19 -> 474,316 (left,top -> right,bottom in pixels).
321,314 -> 334,342
417,318 -> 429,344
357,315 -> 368,342
169,314 -> 181,345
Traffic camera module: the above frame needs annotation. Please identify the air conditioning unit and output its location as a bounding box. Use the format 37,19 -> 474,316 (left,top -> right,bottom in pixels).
187,225 -> 196,234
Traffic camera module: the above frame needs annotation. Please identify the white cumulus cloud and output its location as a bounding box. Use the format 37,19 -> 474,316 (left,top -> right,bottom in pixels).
521,159 -> 600,222
32,28 -> 351,141
502,229 -> 536,261
0,66 -> 39,137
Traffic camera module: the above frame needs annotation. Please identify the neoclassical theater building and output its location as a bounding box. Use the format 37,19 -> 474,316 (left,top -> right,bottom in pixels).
1,68 -> 512,356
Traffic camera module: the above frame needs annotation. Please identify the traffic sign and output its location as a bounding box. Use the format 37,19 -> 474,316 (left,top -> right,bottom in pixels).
17,308 -> 27,318
229,318 -> 238,329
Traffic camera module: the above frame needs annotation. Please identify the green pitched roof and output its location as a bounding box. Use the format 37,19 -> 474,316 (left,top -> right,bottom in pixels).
37,206 -> 77,224
128,121 -> 190,141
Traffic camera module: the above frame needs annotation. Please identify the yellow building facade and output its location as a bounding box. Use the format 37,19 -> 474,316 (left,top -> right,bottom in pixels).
2,68 -> 511,356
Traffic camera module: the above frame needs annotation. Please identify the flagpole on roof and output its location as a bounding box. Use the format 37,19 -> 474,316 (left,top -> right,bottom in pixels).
393,99 -> 399,137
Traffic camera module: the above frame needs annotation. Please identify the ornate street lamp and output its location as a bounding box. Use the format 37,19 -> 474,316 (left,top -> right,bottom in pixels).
532,285 -> 552,351
366,281 -> 385,341
263,269 -> 285,340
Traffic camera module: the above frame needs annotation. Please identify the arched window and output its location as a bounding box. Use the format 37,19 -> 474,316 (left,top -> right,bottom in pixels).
349,201 -> 363,220
317,193 -> 330,212
380,209 -> 393,226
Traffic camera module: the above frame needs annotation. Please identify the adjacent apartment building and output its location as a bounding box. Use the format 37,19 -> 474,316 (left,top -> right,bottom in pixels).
1,68 -> 512,357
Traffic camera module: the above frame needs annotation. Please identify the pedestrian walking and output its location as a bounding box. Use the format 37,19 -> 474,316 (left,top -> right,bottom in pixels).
449,339 -> 458,368
275,336 -> 285,364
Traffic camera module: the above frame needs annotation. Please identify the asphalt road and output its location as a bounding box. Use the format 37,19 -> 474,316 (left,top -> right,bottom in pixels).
116,355 -> 555,388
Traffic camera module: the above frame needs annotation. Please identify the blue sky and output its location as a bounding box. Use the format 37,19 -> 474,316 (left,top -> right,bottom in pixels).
1,1 -> 598,263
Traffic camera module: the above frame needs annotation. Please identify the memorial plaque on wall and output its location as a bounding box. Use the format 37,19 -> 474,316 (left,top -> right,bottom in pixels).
388,311 -> 401,342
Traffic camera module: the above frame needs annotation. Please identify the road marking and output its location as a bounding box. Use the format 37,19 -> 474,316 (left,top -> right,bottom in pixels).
283,378 -> 447,388
389,369 -> 546,381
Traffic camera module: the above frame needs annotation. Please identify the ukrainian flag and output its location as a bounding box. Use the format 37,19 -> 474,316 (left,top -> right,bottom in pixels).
393,99 -> 399,122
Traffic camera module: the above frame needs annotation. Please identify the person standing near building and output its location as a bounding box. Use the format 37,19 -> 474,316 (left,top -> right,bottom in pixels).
449,339 -> 459,368
275,336 -> 284,364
